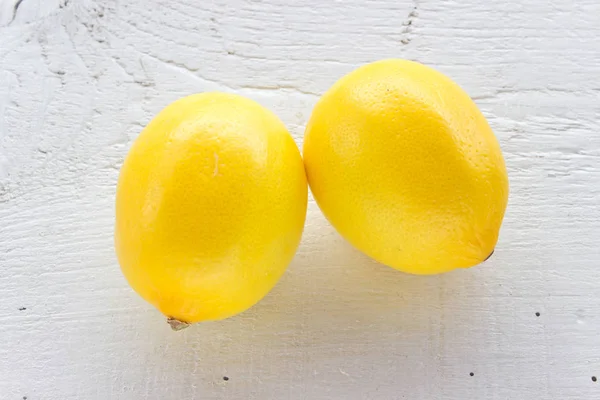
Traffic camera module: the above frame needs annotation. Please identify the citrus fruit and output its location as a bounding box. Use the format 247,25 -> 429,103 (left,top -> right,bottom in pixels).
303,59 -> 508,275
115,93 -> 307,328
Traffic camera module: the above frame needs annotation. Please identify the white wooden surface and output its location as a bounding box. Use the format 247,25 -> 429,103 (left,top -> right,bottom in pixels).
1,0 -> 599,399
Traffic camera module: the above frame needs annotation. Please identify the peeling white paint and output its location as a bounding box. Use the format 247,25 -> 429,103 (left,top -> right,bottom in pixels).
1,0 -> 600,399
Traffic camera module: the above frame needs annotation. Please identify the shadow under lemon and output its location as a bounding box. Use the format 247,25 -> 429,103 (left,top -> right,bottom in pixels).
218,203 -> 493,347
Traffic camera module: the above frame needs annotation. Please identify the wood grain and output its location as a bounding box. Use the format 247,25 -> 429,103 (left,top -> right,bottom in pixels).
1,0 -> 599,398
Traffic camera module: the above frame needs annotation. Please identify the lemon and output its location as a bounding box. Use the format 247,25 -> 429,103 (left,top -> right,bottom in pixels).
115,93 -> 307,328
303,59 -> 508,275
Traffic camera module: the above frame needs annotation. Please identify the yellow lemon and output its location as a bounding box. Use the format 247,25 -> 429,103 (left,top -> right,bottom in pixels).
303,59 -> 508,275
115,93 -> 307,328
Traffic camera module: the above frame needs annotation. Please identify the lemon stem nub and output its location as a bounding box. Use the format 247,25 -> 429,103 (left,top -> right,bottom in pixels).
167,317 -> 190,331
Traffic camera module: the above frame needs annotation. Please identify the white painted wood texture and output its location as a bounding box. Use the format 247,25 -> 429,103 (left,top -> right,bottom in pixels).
1,0 -> 599,399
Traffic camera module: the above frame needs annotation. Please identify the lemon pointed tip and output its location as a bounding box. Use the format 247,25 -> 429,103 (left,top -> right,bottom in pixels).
167,317 -> 190,331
